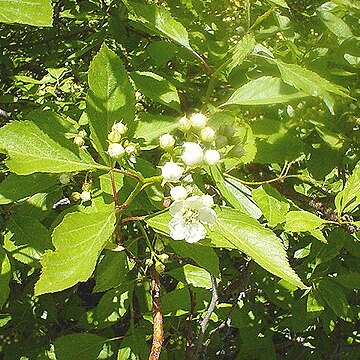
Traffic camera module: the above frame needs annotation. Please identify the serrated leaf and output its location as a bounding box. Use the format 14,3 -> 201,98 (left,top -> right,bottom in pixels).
130,71 -> 180,111
94,250 -> 128,293
87,43 -> 135,163
285,211 -> 325,232
317,280 -> 348,317
0,0 -> 53,27
210,167 -> 262,219
4,215 -> 52,266
252,185 -> 289,227
227,33 -> 255,74
53,333 -> 106,360
211,207 -> 306,289
221,76 -> 307,106
317,9 -> 353,39
0,173 -> 57,204
169,240 -> 220,277
0,246 -> 11,309
125,0 -> 192,51
35,211 -> 116,295
0,121 -> 104,175
168,264 -> 212,289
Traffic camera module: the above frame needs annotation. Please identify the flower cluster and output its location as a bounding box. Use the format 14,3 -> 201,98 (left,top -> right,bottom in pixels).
168,187 -> 216,243
107,121 -> 138,163
160,113 -> 221,183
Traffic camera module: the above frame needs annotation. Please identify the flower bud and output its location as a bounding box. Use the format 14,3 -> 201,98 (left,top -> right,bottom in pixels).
215,135 -> 228,149
70,191 -> 81,202
219,124 -> 235,138
228,145 -> 244,158
59,174 -> 71,185
155,260 -> 165,274
159,134 -> 175,151
112,122 -> 127,135
182,142 -> 204,166
158,253 -> 169,262
178,116 -> 191,132
161,162 -> 184,183
204,149 -> 220,165
107,130 -> 122,143
200,127 -> 216,142
78,130 -> 87,138
170,186 -> 188,201
73,136 -> 85,147
190,113 -> 207,130
80,191 -> 91,202
108,143 -> 125,160
125,144 -> 137,155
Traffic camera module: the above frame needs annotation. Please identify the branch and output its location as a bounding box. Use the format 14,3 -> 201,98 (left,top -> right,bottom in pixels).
185,287 -> 195,359
149,266 -> 164,360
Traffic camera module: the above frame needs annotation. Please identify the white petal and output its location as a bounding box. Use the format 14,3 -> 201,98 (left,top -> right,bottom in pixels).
199,207 -> 217,225
200,194 -> 214,208
169,200 -> 184,216
168,217 -> 186,240
184,222 -> 206,243
170,186 -> 188,201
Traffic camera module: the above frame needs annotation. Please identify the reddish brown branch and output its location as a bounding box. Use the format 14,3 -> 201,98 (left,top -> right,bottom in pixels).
149,266 -> 164,360
110,170 -> 120,210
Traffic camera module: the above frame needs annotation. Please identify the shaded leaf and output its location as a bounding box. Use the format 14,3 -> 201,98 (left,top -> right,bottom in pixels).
318,280 -> 348,318
0,246 -> 11,309
35,210 -> 116,295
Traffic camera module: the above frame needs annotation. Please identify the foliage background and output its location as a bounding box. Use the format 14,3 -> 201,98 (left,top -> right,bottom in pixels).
0,0 -> 359,359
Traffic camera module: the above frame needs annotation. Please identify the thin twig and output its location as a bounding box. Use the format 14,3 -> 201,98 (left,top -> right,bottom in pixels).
195,274 -> 218,356
185,287 -> 195,359
149,266 -> 164,360
110,170 -> 120,210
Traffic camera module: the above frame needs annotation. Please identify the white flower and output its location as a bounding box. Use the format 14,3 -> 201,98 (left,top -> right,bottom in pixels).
168,195 -> 216,243
190,113 -> 207,130
204,149 -> 220,165
200,127 -> 216,142
159,134 -> 175,150
182,142 -> 204,166
170,186 -> 188,201
108,143 -> 125,160
178,116 -> 191,132
112,122 -> 128,135
80,191 -> 92,202
161,162 -> 184,183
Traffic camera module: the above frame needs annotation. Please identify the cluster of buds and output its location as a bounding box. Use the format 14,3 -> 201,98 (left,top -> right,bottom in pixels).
107,121 -> 138,163
159,113 -> 221,183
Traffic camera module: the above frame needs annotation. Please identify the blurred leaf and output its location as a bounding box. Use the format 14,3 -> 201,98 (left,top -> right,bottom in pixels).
318,280 -> 348,318
317,9 -> 353,39
221,76 -> 307,106
0,121 -> 104,175
130,71 -> 180,111
307,289 -> 325,312
0,0 -> 53,27
252,185 -> 289,227
333,272 -> 360,289
285,211 -> 325,232
168,264 -> 212,289
87,43 -> 135,163
35,210 -> 116,295
0,246 -> 11,309
268,0 -> 289,8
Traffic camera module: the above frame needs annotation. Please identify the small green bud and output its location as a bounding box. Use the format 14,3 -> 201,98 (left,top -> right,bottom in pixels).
215,135 -> 228,149
73,136 -> 85,147
178,116 -> 191,132
200,126 -> 216,142
155,260 -> 165,274
59,174 -> 71,185
108,130 -> 122,143
70,192 -> 81,202
159,133 -> 175,151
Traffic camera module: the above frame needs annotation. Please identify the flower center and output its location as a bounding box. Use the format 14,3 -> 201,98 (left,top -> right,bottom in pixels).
182,207 -> 199,224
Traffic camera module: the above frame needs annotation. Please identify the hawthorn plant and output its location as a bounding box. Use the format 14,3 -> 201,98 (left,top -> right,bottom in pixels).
0,0 -> 359,359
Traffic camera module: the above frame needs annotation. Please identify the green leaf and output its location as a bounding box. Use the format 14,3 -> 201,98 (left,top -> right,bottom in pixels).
307,290 -> 325,312
333,272 -> 360,289
274,60 -> 349,113
130,71 -> 180,111
168,264 -> 212,289
0,173 -> 57,204
34,210 -> 116,295
169,240 -> 220,277
87,43 -> 135,163
0,0 -> 53,27
252,185 -> 289,227
53,333 -> 106,360
4,215 -> 52,267
94,250 -> 128,293
125,0 -> 192,51
268,0 -> 289,8
133,113 -> 178,148
226,33 -> 255,74
210,167 -> 262,219
335,162 -> 360,214
0,121 -> 104,175
317,280 -> 348,318
221,76 -> 307,106
211,208 -> 306,289
317,9 -> 353,39
0,246 -> 11,309
285,211 -> 325,232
